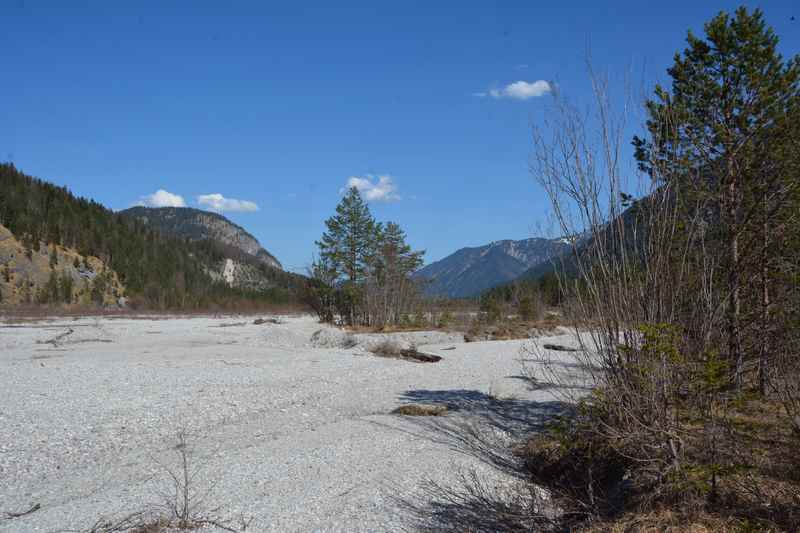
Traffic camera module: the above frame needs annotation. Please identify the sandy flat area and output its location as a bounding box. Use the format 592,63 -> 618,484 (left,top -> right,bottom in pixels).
0,315 -> 585,532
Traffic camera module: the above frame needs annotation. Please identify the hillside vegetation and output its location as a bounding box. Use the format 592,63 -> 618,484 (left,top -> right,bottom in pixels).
0,163 -> 306,309
120,206 -> 282,269
0,223 -> 123,306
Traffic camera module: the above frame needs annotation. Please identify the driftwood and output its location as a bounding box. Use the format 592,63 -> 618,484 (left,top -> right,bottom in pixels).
541,343 -> 579,352
36,328 -> 74,347
253,318 -> 282,325
400,348 -> 442,363
3,503 -> 41,520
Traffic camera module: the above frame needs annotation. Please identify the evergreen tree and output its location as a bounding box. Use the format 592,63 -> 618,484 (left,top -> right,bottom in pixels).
60,272 -> 74,303
378,222 -> 424,279
367,222 -> 424,326
313,191 -> 424,326
49,245 -> 58,269
316,187 -> 381,284
633,7 -> 800,386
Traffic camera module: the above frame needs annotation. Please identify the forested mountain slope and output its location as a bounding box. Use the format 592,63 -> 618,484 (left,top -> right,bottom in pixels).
0,163 -> 306,309
120,206 -> 282,270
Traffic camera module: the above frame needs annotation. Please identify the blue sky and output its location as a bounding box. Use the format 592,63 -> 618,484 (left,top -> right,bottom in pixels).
3,1 -> 798,272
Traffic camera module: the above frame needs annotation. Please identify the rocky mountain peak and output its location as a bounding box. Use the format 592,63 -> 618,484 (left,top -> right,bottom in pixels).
120,206 -> 282,270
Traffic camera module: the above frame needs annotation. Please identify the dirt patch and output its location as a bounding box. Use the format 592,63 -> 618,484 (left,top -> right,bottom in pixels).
392,404 -> 448,416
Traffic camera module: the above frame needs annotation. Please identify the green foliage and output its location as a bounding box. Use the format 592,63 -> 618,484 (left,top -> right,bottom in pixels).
316,187 -> 381,284
437,310 -> 453,328
312,189 -> 424,326
634,7 -> 799,182
517,295 -> 536,321
479,296 -> 502,323
482,271 -> 564,310
48,245 -> 58,269
91,271 -> 111,305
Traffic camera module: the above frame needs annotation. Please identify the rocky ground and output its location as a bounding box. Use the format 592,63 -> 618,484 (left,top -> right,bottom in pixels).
0,315 -> 587,532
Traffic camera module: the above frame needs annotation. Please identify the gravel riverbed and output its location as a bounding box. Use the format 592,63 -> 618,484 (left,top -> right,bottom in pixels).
0,315 -> 585,532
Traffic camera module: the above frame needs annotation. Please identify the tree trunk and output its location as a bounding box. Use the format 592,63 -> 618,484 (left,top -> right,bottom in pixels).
758,187 -> 770,395
728,162 -> 743,389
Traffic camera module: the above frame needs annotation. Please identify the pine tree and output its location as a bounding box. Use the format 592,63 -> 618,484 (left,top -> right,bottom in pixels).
368,222 -> 424,326
633,7 -> 800,386
60,272 -> 74,303
379,222 -> 424,278
316,187 -> 381,284
49,245 -> 58,269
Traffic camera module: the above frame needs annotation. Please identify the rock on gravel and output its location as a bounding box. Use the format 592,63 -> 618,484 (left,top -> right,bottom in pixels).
309,328 -> 357,349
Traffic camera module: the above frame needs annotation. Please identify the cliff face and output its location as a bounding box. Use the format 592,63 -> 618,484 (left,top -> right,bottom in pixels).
120,206 -> 282,270
0,224 -> 124,306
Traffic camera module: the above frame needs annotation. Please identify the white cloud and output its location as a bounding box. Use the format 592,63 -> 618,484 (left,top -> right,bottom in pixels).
196,193 -> 259,213
136,189 -> 187,208
341,175 -> 401,202
478,80 -> 552,100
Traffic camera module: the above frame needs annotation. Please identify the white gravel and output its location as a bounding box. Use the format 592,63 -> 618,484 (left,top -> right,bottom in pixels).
0,315 -> 586,532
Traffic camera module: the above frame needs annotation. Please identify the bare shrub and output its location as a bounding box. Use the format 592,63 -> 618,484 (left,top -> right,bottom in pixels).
401,470 -> 559,533
517,11 -> 800,527
414,12 -> 800,527
76,430 -> 249,533
369,339 -> 403,358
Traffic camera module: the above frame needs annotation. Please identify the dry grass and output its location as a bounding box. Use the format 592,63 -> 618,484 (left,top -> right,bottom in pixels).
463,319 -> 563,342
392,404 -> 449,416
345,323 -> 435,333
511,394 -> 800,532
579,509 -> 753,533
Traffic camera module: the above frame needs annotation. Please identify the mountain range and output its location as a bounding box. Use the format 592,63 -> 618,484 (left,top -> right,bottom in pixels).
414,237 -> 570,298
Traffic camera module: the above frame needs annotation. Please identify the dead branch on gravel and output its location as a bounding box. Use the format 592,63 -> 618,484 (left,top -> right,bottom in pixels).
36,327 -> 74,346
253,317 -> 281,325
540,343 -> 578,352
2,503 -> 41,520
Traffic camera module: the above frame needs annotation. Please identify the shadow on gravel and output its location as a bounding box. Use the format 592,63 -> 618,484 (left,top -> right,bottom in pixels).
393,389 -> 573,478
398,389 -> 569,437
388,389 -> 575,532
506,374 -> 594,393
